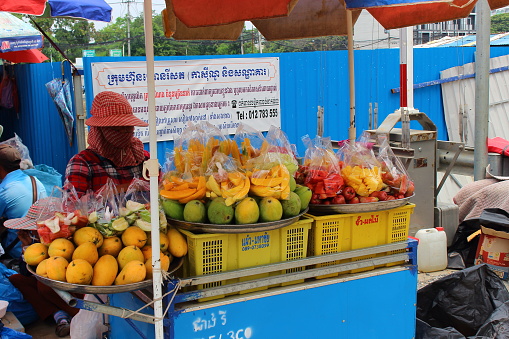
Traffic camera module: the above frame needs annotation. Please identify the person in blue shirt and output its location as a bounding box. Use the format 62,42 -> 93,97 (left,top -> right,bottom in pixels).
0,144 -> 46,258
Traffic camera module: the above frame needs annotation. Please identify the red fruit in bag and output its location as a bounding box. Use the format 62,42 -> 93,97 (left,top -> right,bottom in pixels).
318,193 -> 328,200
331,195 -> 346,205
359,196 -> 379,203
369,191 -> 388,201
343,186 -> 356,201
314,182 -> 326,195
348,197 -> 360,204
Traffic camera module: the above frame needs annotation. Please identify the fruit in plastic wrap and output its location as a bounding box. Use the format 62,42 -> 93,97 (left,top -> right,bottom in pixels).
341,165 -> 383,197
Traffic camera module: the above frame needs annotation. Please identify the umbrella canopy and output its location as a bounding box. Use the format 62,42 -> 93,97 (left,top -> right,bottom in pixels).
0,49 -> 48,63
0,12 -> 43,52
0,0 -> 112,22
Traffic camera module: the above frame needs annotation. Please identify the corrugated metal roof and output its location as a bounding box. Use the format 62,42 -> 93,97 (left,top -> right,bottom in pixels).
417,33 -> 509,48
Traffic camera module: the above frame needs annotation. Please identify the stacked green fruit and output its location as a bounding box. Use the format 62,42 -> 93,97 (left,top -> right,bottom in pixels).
161,177 -> 311,225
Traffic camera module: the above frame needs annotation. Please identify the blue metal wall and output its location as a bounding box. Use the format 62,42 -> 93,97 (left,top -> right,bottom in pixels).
0,62 -> 77,176
8,47 -> 509,174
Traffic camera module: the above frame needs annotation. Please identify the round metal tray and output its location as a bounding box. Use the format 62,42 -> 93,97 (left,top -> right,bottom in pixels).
27,256 -> 183,294
167,208 -> 309,234
308,195 -> 414,215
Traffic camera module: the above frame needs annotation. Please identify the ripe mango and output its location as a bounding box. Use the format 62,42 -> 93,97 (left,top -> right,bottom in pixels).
114,260 -> 146,285
161,198 -> 185,221
145,254 -> 171,279
167,228 -> 188,257
281,192 -> 302,218
98,236 -> 123,257
46,256 -> 69,282
117,245 -> 145,270
121,226 -> 148,248
158,232 -> 170,252
259,197 -> 283,222
48,238 -> 75,261
73,227 -> 104,248
234,197 -> 260,224
36,259 -> 48,277
183,200 -> 206,223
24,243 -> 49,266
207,197 -> 234,224
66,259 -> 93,285
92,255 -> 118,286
72,242 -> 99,266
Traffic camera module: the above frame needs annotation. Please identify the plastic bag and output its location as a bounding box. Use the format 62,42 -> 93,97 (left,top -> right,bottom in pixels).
376,135 -> 415,198
0,326 -> 32,338
88,179 -> 125,238
120,178 -> 167,233
35,187 -> 84,244
70,294 -> 108,339
172,121 -> 227,176
23,164 -> 63,194
0,134 -> 33,170
339,133 -> 383,198
296,135 -> 345,205
0,263 -> 38,326
416,264 -> 509,338
232,123 -> 266,167
204,151 -> 249,206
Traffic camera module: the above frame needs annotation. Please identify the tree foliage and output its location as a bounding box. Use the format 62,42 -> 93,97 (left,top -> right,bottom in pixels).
491,13 -> 509,34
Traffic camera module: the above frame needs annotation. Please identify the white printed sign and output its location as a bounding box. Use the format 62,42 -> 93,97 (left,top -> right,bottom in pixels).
91,58 -> 281,143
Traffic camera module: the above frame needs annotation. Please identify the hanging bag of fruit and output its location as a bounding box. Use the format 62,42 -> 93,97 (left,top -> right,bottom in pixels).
298,135 -> 345,205
339,132 -> 384,203
376,135 -> 415,200
87,178 -> 125,238
232,123 -> 267,168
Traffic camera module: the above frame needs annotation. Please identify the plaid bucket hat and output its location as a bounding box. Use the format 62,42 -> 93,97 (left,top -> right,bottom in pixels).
86,91 -> 149,127
4,197 -> 57,230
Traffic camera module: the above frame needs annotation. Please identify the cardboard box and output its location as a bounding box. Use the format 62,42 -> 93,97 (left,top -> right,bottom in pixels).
475,226 -> 509,280
1,312 -> 24,333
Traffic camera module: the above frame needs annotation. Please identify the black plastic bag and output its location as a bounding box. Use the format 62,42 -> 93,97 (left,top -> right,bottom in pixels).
416,265 -> 509,338
447,208 -> 509,269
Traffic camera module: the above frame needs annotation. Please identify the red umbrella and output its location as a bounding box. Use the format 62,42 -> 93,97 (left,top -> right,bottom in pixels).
0,49 -> 48,64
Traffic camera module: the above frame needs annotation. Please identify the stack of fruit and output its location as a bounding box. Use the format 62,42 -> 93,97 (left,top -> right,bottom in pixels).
161,175 -> 312,225
24,225 -> 188,286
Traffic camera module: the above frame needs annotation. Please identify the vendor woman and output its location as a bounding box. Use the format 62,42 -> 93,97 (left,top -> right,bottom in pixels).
65,91 -> 150,196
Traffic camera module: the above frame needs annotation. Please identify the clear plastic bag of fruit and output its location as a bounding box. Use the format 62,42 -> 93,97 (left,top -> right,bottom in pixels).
232,123 -> 267,167
122,178 -> 167,233
204,151 -> 250,206
297,135 -> 344,204
339,132 -> 384,198
173,121 -> 228,176
243,126 -> 296,200
35,185 -> 81,244
88,178 -> 124,238
376,135 -> 415,199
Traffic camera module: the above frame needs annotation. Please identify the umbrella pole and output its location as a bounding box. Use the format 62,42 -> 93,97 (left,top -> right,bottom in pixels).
347,9 -> 356,142
474,0 -> 490,180
142,0 -> 164,338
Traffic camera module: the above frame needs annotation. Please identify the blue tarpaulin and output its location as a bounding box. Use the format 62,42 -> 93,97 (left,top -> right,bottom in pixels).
46,0 -> 112,22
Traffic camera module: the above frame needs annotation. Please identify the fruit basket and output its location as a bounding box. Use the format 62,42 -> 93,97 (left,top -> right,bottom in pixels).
27,256 -> 183,294
167,208 -> 308,234
308,195 -> 414,215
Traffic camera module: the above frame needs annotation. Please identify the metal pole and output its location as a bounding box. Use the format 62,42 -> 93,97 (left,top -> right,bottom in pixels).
143,0 -> 164,338
127,0 -> 131,56
347,10 -> 356,141
474,0 -> 490,180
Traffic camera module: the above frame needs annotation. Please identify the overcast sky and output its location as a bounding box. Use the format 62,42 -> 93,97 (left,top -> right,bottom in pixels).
96,0 -> 167,29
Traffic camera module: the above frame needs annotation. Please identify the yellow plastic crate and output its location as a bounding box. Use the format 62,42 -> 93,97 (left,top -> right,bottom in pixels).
306,203 -> 414,278
180,215 -> 312,301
